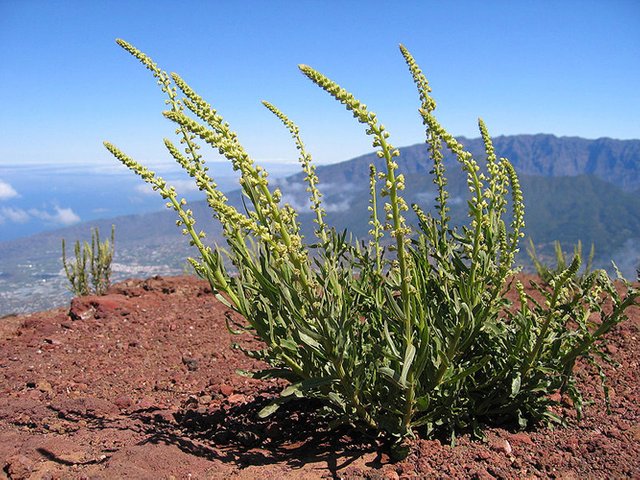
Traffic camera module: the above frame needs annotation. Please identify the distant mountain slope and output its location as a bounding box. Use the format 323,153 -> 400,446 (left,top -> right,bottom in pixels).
1,134 -> 638,315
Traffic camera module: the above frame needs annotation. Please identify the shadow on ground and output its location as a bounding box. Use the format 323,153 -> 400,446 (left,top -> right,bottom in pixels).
130,393 -> 385,477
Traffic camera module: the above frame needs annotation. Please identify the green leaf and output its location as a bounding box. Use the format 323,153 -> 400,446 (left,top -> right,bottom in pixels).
399,343 -> 416,386
445,355 -> 490,385
383,321 -> 401,359
279,338 -> 298,352
281,377 -> 335,398
258,402 -> 282,418
511,374 -> 522,397
379,367 -> 404,389
415,395 -> 430,412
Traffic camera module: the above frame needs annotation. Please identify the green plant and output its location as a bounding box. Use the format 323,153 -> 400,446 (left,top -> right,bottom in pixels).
105,40 -> 639,452
528,238 -> 594,284
62,225 -> 115,296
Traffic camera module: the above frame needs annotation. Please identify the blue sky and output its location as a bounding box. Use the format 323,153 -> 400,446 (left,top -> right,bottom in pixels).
1,0 -> 639,170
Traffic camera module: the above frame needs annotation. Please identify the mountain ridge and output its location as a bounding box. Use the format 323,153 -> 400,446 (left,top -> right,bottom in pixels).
299,134 -> 640,192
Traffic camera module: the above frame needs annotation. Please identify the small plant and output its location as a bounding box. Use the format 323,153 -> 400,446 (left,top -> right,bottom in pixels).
62,225 -> 115,296
528,238 -> 594,285
105,40 -> 638,452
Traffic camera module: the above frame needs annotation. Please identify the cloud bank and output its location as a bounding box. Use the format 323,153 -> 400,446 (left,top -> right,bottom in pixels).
0,180 -> 19,200
0,205 -> 80,226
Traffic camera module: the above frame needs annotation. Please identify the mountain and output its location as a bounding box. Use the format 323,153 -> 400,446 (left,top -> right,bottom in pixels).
1,134 -> 639,315
290,134 -> 640,192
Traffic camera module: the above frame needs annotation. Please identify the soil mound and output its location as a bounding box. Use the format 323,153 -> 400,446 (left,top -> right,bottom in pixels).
1,275 -> 638,479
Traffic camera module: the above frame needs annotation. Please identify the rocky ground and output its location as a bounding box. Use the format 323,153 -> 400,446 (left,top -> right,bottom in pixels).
0,275 -> 638,479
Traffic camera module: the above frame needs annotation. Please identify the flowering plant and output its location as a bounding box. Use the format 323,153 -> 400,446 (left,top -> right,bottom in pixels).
106,40 -> 638,453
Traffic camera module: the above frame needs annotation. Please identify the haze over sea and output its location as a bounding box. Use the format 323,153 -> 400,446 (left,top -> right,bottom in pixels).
0,162 -> 298,242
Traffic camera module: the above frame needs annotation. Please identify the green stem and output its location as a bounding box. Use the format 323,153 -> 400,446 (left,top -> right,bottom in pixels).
371,125 -> 414,431
334,358 -> 378,430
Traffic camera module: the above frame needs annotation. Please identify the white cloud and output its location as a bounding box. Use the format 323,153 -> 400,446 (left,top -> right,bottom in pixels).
414,191 -> 435,205
0,205 -> 80,227
135,179 -> 200,196
324,199 -> 352,213
0,179 -> 19,200
29,206 -> 81,226
0,207 -> 29,224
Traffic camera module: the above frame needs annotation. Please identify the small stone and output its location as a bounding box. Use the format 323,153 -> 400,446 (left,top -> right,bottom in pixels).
383,470 -> 400,480
37,380 -> 54,395
606,344 -> 618,355
471,467 -> 495,480
137,396 -> 156,410
510,432 -> 534,446
69,298 -> 96,321
476,449 -> 492,461
219,385 -> 234,396
114,395 -> 133,410
5,454 -> 34,478
227,394 -> 246,404
491,438 -> 512,455
154,410 -> 177,424
182,356 -> 199,371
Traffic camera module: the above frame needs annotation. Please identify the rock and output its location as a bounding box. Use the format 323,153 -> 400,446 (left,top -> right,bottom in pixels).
37,380 -> 54,395
137,396 -> 157,410
182,356 -> 199,371
219,385 -> 234,396
69,298 -> 96,321
470,467 -> 496,480
4,454 -> 34,479
490,438 -> 512,455
475,449 -> 492,461
510,432 -> 534,446
606,344 -> 618,355
69,295 -> 130,321
51,397 -> 119,418
549,392 -> 562,403
383,470 -> 400,480
154,410 -> 177,424
227,394 -> 246,404
114,395 -> 133,410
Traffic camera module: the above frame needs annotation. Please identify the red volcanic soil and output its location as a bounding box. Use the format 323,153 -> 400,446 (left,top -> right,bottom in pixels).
1,275 -> 639,479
